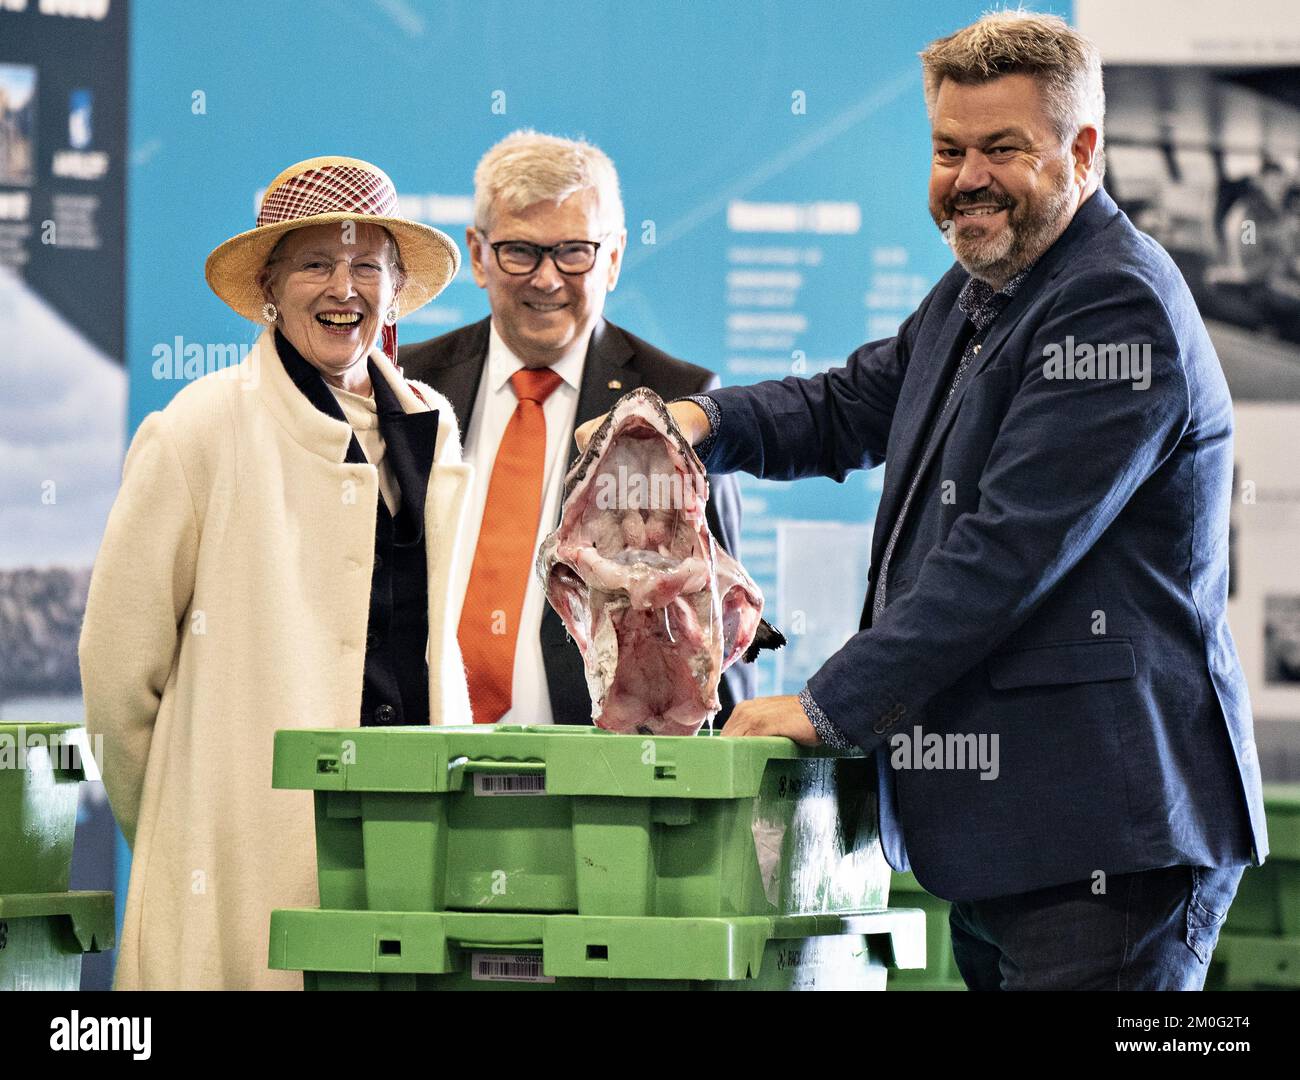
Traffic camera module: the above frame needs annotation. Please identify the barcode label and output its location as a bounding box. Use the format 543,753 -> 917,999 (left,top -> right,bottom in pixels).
470,952 -> 554,983
473,772 -> 547,796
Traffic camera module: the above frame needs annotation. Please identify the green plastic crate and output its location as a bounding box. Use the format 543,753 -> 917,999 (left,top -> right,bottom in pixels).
0,723 -> 96,894
887,871 -> 965,991
1222,785 -> 1300,937
0,891 -> 116,990
1209,932 -> 1300,990
273,725 -> 891,918
269,906 -> 925,990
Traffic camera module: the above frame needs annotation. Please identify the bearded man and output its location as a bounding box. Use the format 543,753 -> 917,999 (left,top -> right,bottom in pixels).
580,11 -> 1268,991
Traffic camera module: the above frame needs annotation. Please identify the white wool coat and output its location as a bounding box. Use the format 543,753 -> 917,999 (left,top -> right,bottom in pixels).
79,328 -> 474,989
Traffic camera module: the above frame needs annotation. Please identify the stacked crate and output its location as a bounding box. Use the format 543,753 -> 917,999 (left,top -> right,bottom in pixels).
0,723 -> 115,990
269,725 -> 926,990
1210,785 -> 1300,991
886,871 -> 966,991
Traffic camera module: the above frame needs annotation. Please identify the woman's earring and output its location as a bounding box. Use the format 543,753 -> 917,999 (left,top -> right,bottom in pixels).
261,302 -> 279,324
384,303 -> 399,326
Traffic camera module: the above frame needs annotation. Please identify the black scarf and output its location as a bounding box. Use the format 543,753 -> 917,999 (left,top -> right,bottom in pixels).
274,329 -> 438,543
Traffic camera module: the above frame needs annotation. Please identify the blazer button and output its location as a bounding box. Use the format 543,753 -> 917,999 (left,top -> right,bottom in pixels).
375,703 -> 396,724
366,631 -> 379,649
373,554 -> 384,572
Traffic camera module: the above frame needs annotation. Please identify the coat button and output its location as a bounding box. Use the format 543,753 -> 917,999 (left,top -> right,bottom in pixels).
373,554 -> 384,572
375,703 -> 396,724
366,631 -> 379,649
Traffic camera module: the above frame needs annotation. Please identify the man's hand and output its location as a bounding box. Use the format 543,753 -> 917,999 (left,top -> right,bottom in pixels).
574,399 -> 712,453
720,695 -> 822,746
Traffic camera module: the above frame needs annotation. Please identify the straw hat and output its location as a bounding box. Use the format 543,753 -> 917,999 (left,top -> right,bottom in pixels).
204,155 -> 460,321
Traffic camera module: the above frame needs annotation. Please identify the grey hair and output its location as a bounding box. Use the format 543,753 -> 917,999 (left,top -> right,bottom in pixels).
473,129 -> 625,235
920,9 -> 1106,180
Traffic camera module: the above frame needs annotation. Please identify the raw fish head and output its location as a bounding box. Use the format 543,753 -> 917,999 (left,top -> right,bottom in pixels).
537,388 -> 771,734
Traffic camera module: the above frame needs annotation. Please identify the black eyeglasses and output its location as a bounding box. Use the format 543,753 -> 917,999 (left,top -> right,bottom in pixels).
486,237 -> 604,275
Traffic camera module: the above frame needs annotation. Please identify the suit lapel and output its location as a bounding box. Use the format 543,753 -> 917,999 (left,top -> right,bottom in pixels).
436,318 -> 491,433
871,300 -> 970,543
572,317 -> 637,460
537,320 -> 640,532
568,320 -> 639,467
914,281 -> 1035,466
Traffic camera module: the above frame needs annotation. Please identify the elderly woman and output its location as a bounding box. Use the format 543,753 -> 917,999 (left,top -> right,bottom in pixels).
79,157 -> 474,989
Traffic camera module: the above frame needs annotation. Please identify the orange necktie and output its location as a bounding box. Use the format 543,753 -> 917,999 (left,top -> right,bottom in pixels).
459,367 -> 564,724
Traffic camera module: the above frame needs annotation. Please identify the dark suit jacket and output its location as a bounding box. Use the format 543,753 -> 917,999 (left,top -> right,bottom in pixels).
399,317 -> 755,726
703,187 -> 1268,901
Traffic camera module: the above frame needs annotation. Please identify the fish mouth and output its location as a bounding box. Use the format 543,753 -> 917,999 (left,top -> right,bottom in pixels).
568,390 -> 703,499
572,416 -> 707,524
546,389 -> 712,609
610,417 -> 660,439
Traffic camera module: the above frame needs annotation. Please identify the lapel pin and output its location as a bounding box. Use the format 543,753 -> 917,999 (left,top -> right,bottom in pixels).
608,379 -> 622,390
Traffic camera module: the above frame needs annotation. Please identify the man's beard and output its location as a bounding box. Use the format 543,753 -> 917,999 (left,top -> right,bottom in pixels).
934,167 -> 1074,285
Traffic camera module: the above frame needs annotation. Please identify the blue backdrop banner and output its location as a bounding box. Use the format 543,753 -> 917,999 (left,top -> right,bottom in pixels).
127,0 -> 1027,699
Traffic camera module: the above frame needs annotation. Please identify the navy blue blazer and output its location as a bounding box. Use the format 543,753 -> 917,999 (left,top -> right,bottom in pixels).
703,187 -> 1268,900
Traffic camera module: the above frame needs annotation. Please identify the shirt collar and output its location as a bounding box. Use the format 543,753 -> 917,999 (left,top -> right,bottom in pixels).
487,320 -> 585,395
957,265 -> 1032,331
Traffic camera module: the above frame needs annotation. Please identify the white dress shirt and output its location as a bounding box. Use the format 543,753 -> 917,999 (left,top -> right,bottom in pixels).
455,321 -> 587,724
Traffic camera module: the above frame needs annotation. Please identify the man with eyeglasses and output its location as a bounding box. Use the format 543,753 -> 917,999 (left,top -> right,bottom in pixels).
399,130 -> 752,728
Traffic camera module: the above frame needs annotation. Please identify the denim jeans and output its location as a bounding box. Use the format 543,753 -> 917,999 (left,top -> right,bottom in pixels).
948,864 -> 1245,990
